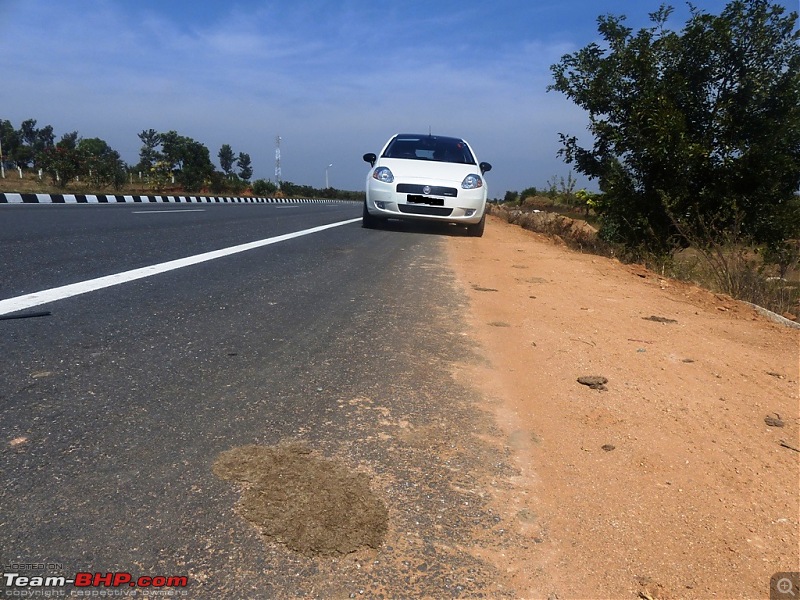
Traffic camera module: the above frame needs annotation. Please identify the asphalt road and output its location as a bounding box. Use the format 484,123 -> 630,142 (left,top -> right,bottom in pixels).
0,203 -> 508,598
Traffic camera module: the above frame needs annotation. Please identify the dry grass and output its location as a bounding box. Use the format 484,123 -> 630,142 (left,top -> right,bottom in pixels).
668,246 -> 800,317
0,172 -> 143,195
490,204 -> 609,256
489,203 -> 800,321
0,171 -> 260,196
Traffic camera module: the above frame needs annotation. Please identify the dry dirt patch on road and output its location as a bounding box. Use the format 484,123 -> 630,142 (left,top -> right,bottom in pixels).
445,215 -> 799,599
213,443 -> 388,556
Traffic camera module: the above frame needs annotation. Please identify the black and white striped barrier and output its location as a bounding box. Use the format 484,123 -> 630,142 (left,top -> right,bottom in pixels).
0,193 -> 355,205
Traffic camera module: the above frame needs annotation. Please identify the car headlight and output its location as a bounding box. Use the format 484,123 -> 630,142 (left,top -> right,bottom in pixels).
461,174 -> 483,189
372,167 -> 394,183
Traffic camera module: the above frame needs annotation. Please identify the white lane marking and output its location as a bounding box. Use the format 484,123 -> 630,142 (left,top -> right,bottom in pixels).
132,209 -> 207,214
0,218 -> 362,316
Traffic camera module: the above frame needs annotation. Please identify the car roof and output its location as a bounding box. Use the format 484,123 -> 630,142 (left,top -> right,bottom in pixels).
393,133 -> 467,144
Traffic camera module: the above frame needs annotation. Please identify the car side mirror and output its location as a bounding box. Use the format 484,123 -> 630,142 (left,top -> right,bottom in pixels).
363,153 -> 377,167
480,162 -> 492,174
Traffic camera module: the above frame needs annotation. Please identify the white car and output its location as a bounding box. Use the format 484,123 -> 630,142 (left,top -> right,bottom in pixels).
362,133 -> 492,236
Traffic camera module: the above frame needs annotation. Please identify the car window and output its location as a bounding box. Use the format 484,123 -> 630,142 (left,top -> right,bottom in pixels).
383,136 -> 476,165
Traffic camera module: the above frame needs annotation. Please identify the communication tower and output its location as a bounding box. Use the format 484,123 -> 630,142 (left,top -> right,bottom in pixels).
275,135 -> 282,188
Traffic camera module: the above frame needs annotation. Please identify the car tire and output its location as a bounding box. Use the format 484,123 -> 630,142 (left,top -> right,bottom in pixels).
466,213 -> 486,237
362,202 -> 384,229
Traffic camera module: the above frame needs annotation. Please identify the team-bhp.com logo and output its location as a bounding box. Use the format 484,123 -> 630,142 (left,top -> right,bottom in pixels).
3,572 -> 188,594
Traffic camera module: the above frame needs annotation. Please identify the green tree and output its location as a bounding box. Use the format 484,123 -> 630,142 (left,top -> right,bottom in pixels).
218,144 -> 235,176
137,129 -> 162,173
36,125 -> 55,156
252,178 -> 278,195
180,139 -> 214,191
19,119 -> 38,148
38,138 -> 85,189
160,131 -> 214,192
237,152 -> 252,181
16,119 -> 54,168
0,120 -> 19,169
58,131 -> 79,150
160,131 -> 183,170
549,0 -> 800,254
279,180 -> 297,196
79,138 -> 127,190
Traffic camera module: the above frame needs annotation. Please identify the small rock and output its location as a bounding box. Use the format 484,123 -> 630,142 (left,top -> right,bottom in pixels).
765,414 -> 785,427
577,376 -> 608,390
601,444 -> 616,452
643,315 -> 678,324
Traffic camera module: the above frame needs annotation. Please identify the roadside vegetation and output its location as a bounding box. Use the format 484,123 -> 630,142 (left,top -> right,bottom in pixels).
497,0 -> 799,321
0,120 -> 364,201
491,189 -> 799,320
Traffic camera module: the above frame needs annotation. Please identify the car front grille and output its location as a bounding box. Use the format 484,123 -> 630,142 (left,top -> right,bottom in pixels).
398,204 -> 453,217
396,184 -> 458,197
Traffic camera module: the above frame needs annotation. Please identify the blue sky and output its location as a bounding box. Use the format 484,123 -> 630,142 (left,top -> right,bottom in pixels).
1,0 -> 796,195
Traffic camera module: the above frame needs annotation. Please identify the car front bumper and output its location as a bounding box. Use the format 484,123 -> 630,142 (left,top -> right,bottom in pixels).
366,179 -> 486,224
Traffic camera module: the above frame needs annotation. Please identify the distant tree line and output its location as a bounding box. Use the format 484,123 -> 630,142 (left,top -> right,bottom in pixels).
0,118 -> 363,200
0,119 -> 128,190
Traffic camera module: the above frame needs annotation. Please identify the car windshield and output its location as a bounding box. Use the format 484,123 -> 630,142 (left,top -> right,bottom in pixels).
382,135 -> 476,165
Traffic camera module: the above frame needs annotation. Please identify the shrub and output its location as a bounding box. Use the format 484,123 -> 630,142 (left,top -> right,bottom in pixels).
252,179 -> 278,196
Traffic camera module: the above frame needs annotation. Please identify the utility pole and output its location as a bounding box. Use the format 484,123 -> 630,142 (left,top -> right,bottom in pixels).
325,163 -> 333,189
275,135 -> 282,189
0,137 -> 5,179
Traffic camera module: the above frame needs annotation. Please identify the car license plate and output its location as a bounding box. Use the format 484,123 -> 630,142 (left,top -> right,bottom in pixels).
407,195 -> 444,206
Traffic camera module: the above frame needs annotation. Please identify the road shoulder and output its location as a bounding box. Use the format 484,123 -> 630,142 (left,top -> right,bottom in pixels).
445,215 -> 799,599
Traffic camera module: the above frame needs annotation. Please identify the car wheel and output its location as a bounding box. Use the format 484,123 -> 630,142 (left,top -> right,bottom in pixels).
466,213 -> 485,237
362,202 -> 382,229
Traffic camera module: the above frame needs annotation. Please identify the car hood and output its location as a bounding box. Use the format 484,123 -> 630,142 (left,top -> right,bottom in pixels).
377,158 -> 479,185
